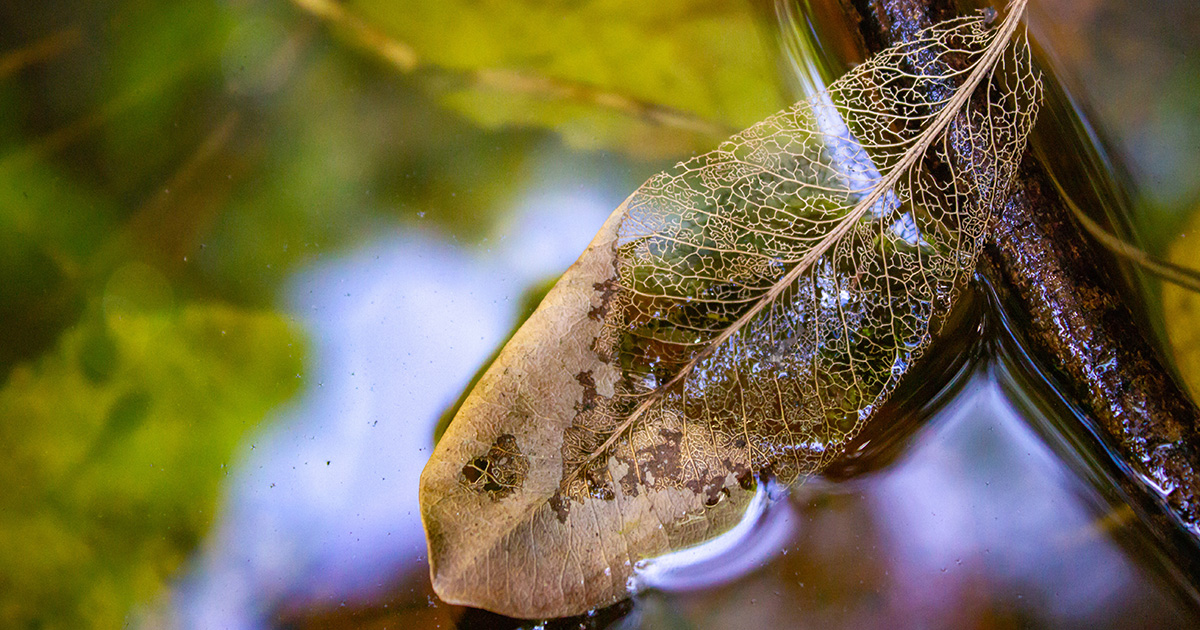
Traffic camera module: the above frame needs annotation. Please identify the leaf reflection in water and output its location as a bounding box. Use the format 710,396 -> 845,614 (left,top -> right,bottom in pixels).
628,478 -> 796,594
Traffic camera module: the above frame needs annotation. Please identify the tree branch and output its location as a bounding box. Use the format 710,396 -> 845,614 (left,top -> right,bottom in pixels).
840,0 -> 1200,543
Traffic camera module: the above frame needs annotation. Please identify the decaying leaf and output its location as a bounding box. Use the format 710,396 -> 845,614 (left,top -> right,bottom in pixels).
420,0 -> 1041,618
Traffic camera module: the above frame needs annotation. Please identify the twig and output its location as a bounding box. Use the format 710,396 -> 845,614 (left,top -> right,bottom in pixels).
1037,154 -> 1200,295
289,0 -> 417,71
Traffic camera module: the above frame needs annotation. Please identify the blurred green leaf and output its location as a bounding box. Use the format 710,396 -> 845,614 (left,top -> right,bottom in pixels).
1164,207 -> 1200,402
0,0 -> 550,310
0,150 -> 114,369
343,0 -> 785,156
0,299 -> 303,629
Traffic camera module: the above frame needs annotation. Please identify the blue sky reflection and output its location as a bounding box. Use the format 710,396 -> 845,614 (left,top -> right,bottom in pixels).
170,187 -> 615,630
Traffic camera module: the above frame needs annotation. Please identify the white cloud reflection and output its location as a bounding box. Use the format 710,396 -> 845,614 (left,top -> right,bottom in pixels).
872,378 -> 1136,626
170,188 -> 613,630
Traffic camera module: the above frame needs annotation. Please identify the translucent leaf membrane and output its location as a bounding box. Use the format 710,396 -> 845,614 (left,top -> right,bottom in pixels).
420,1 -> 1041,619
565,6 -> 1040,498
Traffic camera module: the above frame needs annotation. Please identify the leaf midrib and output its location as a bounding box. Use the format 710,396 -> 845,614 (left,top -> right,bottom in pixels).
559,0 -> 1029,492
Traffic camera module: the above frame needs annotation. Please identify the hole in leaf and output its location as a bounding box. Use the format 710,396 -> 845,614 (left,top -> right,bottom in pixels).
462,457 -> 489,483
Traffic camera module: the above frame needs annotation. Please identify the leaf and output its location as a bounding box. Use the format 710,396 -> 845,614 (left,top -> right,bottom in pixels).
0,299 -> 303,629
420,1 -> 1041,618
344,0 -> 784,156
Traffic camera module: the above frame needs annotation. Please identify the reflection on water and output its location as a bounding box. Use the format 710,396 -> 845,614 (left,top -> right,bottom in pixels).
630,478 -> 796,594
165,177 -> 1200,629
3,0 -> 1196,626
622,374 -> 1197,630
168,182 -> 615,629
158,2 -> 1200,625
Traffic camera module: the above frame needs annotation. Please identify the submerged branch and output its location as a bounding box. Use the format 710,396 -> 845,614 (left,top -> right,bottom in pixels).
840,0 -> 1200,543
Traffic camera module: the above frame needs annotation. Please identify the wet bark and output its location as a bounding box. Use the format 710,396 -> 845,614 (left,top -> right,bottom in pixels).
839,0 -> 1200,544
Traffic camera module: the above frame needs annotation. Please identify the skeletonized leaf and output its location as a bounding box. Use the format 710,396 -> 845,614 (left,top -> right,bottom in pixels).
420,0 -> 1041,618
